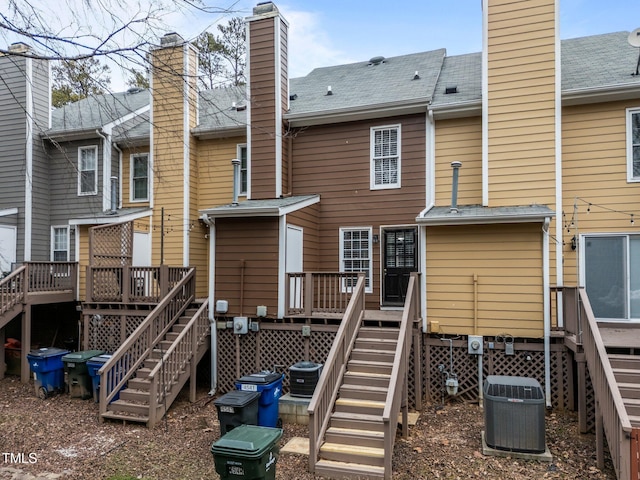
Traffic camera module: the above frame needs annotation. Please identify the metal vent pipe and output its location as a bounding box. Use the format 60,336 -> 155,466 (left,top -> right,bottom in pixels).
231,158 -> 240,206
110,176 -> 118,214
450,161 -> 462,213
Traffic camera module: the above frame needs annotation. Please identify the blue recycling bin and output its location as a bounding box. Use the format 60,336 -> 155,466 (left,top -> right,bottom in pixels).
86,354 -> 120,403
26,347 -> 69,399
236,372 -> 284,428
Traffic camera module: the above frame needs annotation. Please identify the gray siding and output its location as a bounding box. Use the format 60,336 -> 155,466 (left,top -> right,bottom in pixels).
31,58 -> 52,260
48,138 -> 106,227
0,55 -> 28,262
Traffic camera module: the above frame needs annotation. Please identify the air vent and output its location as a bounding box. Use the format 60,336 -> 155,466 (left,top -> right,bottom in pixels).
368,55 -> 385,65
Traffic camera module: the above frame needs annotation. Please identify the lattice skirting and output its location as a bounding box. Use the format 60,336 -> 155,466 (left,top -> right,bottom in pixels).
86,314 -> 148,352
423,336 -> 572,410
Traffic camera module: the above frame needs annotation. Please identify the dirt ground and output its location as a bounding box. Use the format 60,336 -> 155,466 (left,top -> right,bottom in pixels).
0,376 -> 616,479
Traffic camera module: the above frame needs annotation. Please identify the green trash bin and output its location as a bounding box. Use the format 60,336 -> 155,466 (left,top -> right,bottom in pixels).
211,424 -> 282,480
62,350 -> 103,399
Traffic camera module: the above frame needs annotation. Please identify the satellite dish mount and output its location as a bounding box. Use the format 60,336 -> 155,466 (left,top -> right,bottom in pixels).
627,28 -> 640,75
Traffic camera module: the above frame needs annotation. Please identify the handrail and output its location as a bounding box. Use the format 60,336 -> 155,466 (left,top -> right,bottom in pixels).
578,288 -> 633,480
286,272 -> 361,316
308,274 -> 366,473
98,268 -> 196,419
25,261 -> 77,294
147,300 -> 210,427
381,273 -> 419,476
0,266 -> 25,316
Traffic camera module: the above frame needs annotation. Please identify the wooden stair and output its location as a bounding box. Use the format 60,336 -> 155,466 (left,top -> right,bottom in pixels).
101,305 -> 208,425
315,323 -> 400,480
609,353 -> 640,428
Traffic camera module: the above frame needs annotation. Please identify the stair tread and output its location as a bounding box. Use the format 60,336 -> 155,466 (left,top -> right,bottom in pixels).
315,459 -> 384,476
618,382 -> 640,388
327,426 -> 384,438
612,367 -> 640,373
344,371 -> 391,379
336,398 -> 385,408
348,359 -> 393,367
609,354 -> 640,359
331,411 -> 384,423
321,442 -> 384,457
341,384 -> 388,393
623,398 -> 640,405
352,347 -> 395,355
102,411 -> 149,423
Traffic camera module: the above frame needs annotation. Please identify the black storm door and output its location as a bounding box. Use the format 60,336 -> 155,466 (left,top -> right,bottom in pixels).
382,227 -> 418,306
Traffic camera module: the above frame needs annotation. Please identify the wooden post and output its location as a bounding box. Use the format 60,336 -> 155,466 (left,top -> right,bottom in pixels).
304,273 -> 313,317
576,352 -> 588,433
190,328 -> 197,403
595,401 -> 604,469
21,307 -> 31,383
0,326 -> 5,379
413,329 -> 423,411
86,266 -> 93,303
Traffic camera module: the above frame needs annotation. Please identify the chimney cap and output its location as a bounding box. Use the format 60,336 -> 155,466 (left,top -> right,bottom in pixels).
254,2 -> 278,15
8,42 -> 30,54
160,32 -> 184,47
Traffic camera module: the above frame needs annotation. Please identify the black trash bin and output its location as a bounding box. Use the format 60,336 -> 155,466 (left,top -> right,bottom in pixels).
214,390 -> 261,435
211,424 -> 282,480
62,349 -> 104,399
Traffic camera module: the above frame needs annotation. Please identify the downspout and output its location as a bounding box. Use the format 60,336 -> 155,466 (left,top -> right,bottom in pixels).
543,217 -> 552,408
200,213 -> 217,395
95,129 -> 111,212
113,143 -> 123,209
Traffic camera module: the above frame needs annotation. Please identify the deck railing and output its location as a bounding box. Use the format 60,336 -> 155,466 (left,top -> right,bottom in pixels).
87,265 -> 191,303
382,272 -> 419,478
578,287 -> 636,480
147,300 -> 210,428
286,272 -> 361,317
0,267 -> 25,317
308,273 -> 366,473
98,268 -> 196,419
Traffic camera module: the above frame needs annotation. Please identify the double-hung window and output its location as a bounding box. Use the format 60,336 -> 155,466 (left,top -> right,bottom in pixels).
370,125 -> 401,189
51,226 -> 69,262
583,234 -> 640,320
78,146 -> 98,195
131,153 -> 149,202
627,108 -> 640,182
238,144 -> 248,196
340,227 -> 372,293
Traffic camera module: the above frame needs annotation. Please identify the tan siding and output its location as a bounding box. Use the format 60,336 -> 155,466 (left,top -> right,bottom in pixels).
292,115 -> 425,309
287,204 -> 320,271
77,225 -> 91,301
216,217 -> 279,317
487,0 -> 556,208
435,116 -> 482,206
197,136 -> 246,209
562,100 -> 640,284
426,224 -> 544,337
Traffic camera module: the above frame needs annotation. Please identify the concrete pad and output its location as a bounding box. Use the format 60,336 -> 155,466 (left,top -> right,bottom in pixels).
481,431 -> 553,462
281,436 -> 309,455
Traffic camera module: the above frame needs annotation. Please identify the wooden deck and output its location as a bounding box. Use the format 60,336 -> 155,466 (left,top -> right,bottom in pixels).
598,322 -> 640,349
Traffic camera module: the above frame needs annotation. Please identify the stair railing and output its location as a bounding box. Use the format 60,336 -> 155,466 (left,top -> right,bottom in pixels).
382,272 -> 419,478
578,287 -> 634,480
308,273 -> 366,473
147,299 -> 210,427
0,266 -> 25,318
98,268 -> 196,420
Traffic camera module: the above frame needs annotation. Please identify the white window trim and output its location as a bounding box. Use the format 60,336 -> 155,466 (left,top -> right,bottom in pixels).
50,225 -> 69,262
130,152 -> 150,202
370,124 -> 401,190
339,226 -> 373,294
626,107 -> 640,183
237,143 -> 248,197
77,145 -> 98,195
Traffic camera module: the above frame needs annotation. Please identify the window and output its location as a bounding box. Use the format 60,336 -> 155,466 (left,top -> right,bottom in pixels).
131,153 -> 149,201
340,227 -> 372,293
584,234 -> 640,320
51,226 -> 69,262
370,125 -> 401,189
238,144 -> 248,196
627,108 -> 640,182
78,146 -> 98,195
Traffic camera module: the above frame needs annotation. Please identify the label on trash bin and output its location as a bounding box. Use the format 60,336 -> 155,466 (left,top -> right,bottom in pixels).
219,405 -> 235,413
67,363 -> 76,368
239,384 -> 257,392
228,465 -> 244,476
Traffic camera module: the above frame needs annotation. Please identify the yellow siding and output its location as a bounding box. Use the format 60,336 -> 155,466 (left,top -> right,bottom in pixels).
562,101 -> 640,284
197,136 -> 246,209
487,0 -> 556,207
426,224 -> 544,337
77,225 -> 91,301
435,116 -> 483,206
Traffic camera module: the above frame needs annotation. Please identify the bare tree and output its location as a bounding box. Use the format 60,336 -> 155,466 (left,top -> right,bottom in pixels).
52,58 -> 112,107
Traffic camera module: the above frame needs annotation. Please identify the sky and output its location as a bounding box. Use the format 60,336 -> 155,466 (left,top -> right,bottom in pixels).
4,0 -> 640,91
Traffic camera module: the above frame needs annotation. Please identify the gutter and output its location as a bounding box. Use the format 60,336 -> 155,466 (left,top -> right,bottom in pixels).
543,217 -> 552,408
562,83 -> 640,106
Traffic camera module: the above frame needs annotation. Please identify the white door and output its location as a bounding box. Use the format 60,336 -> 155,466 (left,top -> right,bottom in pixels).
132,232 -> 151,296
286,225 -> 303,309
0,225 -> 17,275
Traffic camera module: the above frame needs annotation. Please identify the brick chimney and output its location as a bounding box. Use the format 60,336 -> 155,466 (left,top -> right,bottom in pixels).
245,2 -> 289,199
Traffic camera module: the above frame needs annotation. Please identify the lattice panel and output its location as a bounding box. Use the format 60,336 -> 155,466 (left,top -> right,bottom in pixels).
585,364 -> 596,433
427,342 -> 479,403
407,339 -> 417,409
238,333 -> 257,379
126,316 -> 147,337
90,221 -> 133,267
258,329 -> 305,394
309,331 -> 336,364
216,329 -> 237,393
88,315 -> 123,352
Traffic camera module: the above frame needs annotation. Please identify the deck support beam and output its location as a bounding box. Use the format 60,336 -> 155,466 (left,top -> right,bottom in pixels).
21,307 -> 31,383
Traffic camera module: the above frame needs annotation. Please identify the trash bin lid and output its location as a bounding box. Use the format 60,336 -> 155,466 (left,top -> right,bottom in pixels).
211,424 -> 282,457
62,350 -> 104,363
214,390 -> 260,408
86,354 -> 112,366
27,347 -> 69,358
237,371 -> 282,384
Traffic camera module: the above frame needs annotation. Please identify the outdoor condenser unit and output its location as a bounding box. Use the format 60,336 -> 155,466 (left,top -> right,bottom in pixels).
483,375 -> 545,453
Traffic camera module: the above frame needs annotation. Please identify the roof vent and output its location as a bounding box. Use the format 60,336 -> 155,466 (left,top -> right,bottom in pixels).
413,71 -> 420,80
127,87 -> 143,94
445,86 -> 458,94
326,86 -> 333,96
368,55 -> 385,66
289,93 -> 298,101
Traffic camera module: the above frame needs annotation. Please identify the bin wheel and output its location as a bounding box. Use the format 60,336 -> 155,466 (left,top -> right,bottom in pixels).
37,386 -> 48,400
276,417 -> 283,429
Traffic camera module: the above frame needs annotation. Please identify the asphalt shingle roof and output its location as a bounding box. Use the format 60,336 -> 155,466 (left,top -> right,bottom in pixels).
431,52 -> 482,107
195,85 -> 248,132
